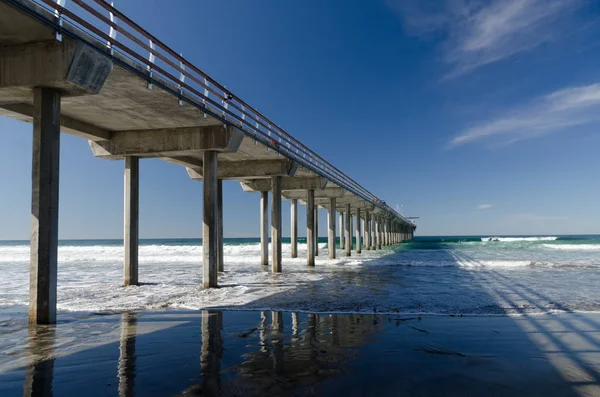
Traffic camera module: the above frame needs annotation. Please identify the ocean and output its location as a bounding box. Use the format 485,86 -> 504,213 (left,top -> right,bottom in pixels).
1,235 -> 600,316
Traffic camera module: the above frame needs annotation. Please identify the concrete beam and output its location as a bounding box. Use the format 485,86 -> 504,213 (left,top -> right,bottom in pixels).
187,159 -> 297,180
282,187 -> 347,200
241,177 -> 327,192
0,40 -> 111,96
0,103 -> 111,141
29,87 -> 60,325
315,197 -> 374,210
90,125 -> 244,158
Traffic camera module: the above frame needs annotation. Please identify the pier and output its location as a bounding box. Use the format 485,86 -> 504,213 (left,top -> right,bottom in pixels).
0,0 -> 415,324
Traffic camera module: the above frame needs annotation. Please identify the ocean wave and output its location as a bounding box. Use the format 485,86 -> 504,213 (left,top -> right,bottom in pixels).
481,237 -> 558,242
542,244 -> 600,251
0,242 -> 329,264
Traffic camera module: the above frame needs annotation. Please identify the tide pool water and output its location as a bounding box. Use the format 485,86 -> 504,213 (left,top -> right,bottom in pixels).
1,235 -> 600,315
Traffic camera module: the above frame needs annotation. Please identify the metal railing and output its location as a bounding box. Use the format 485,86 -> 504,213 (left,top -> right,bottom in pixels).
8,0 -> 414,226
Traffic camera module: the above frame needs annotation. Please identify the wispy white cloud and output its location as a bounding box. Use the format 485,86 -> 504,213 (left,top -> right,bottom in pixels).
477,204 -> 494,210
388,0 -> 582,77
450,83 -> 600,147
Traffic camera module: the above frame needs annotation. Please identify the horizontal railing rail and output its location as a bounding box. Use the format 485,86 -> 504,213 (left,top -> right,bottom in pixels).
7,0 -> 414,226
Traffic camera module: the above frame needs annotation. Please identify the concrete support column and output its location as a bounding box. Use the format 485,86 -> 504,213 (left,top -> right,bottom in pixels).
328,198 -> 336,259
387,220 -> 391,246
29,87 -> 61,325
217,179 -> 224,272
365,210 -> 370,250
202,150 -> 219,288
306,189 -> 315,266
377,217 -> 382,249
356,208 -> 362,254
371,217 -> 376,250
345,204 -> 351,257
271,177 -> 282,273
260,191 -> 268,267
349,215 -> 354,251
291,199 -> 298,258
339,212 -> 344,250
124,156 -> 139,286
314,205 -> 319,256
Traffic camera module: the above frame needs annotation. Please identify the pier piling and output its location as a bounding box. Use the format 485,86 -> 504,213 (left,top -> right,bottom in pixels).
29,87 -> 61,325
202,150 -> 219,288
356,208 -> 362,254
307,189 -> 315,266
260,191 -> 268,267
345,204 -> 351,257
328,198 -> 336,259
124,156 -> 139,286
291,199 -> 298,258
271,177 -> 282,272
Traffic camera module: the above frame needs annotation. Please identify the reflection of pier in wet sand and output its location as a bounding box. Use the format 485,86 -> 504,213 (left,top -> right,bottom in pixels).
4,310 -> 600,396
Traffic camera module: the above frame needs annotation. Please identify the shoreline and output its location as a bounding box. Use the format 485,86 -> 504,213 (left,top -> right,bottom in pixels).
6,303 -> 600,319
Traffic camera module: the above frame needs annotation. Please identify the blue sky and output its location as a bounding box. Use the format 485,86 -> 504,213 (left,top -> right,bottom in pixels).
2,0 -> 600,239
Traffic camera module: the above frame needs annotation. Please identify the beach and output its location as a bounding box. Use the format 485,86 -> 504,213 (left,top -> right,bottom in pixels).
2,309 -> 600,396
2,235 -> 600,395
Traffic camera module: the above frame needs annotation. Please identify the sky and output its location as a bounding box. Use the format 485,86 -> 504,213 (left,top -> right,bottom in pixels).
2,0 -> 600,239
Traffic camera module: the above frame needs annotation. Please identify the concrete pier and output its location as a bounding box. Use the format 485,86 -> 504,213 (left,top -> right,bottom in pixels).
260,191 -> 268,267
291,199 -> 298,258
307,189 -> 315,266
202,150 -> 219,288
124,156 -> 139,286
217,179 -> 224,272
271,176 -> 282,273
29,87 -> 60,325
0,0 -> 418,308
345,204 -> 351,257
356,208 -> 362,254
328,198 -> 336,259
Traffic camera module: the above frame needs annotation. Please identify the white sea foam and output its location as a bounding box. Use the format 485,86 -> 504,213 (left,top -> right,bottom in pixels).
458,260 -> 534,268
2,238 -> 600,316
481,236 -> 558,242
542,244 -> 600,251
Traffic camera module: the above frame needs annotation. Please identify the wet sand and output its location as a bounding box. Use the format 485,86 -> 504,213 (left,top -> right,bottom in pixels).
2,309 -> 600,396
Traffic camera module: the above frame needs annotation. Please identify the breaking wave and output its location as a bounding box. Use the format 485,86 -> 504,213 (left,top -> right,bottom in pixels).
481,236 -> 558,242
